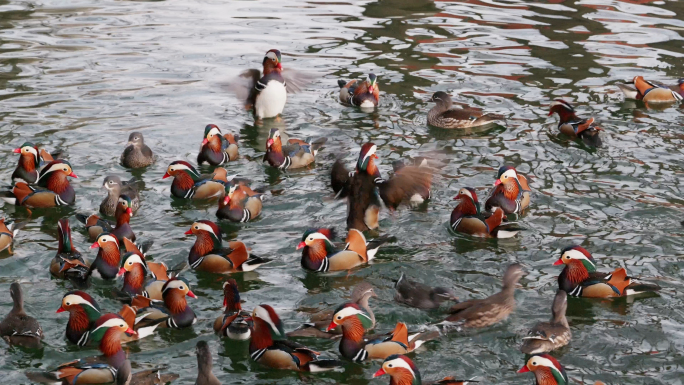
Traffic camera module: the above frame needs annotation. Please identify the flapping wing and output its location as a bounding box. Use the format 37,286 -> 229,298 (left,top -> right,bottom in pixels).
225,69 -> 261,107
282,68 -> 316,94
377,166 -> 432,209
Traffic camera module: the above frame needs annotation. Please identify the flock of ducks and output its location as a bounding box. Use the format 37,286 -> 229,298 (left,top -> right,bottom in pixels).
0,48 -> 677,385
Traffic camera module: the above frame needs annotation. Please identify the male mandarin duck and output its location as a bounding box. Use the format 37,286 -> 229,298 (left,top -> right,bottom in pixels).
195,341 -> 221,385
264,128 -> 327,170
76,195 -> 135,243
298,228 -> 385,272
121,132 -> 154,169
518,354 -> 568,385
548,100 -> 602,147
131,277 -> 197,329
50,218 -> 90,285
373,355 -> 472,385
451,187 -> 519,238
118,251 -> 170,301
287,282 -> 377,339
428,91 -> 503,129
0,218 -> 24,255
554,245 -> 660,298
445,264 -> 524,328
617,76 -> 684,103
11,142 -> 57,184
0,283 -> 43,349
56,290 -> 101,347
186,220 -> 271,273
520,290 -> 571,355
100,176 -> 140,217
1,159 -> 77,208
394,273 -> 458,310
338,73 -> 380,108
213,279 -> 252,340
484,166 -> 531,215
197,124 -> 239,166
331,143 -> 432,231
25,314 -> 135,384
89,233 -> 123,280
328,304 -> 439,362
249,304 -> 343,371
163,161 -> 228,200
216,182 -> 263,222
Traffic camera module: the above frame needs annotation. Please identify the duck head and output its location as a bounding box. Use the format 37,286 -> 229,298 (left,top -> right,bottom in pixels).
266,128 -> 282,152
553,245 -> 596,272
519,354 -> 568,385
327,303 -> 373,331
252,304 -> 285,340
502,263 -> 525,290
430,91 -> 453,107
202,124 -> 222,147
494,166 -> 520,187
373,354 -> 422,385
222,278 -> 242,311
351,282 -> 377,303
163,160 -> 200,180
117,252 -> 147,278
57,290 -> 101,321
36,159 -> 77,185
263,49 -> 282,72
453,187 -> 480,215
91,233 -> 120,252
548,99 -> 577,122
14,142 -> 39,165
297,229 -> 336,255
222,184 -> 238,206
186,220 -> 223,249
366,73 -> 378,94
162,277 -> 197,300
126,132 -> 146,148
90,314 -> 135,356
357,143 -> 378,173
116,195 -> 134,218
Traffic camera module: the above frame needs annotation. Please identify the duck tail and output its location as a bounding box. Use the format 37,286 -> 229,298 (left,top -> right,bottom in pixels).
337,79 -> 347,89
617,83 -> 639,99
407,329 -> 441,351
304,359 -> 345,373
624,282 -> 661,296
25,371 -> 61,383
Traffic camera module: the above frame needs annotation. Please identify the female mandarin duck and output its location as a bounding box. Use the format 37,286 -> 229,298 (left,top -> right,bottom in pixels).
450,187 -> 519,238
195,341 -> 221,385
213,279 -> 252,340
0,283 -> 43,349
118,252 -> 170,301
374,355 -> 471,385
394,273 -> 457,310
11,142 -> 56,184
518,354 -> 568,385
249,304 -> 342,371
264,128 -> 327,170
56,291 -> 101,347
121,132 -> 154,169
0,218 -> 23,255
26,314 -> 135,384
216,182 -> 263,222
76,195 -> 135,243
338,73 -> 380,108
328,304 -> 438,362
445,264 -> 524,328
332,143 -> 431,231
520,290 -> 570,355
100,176 -> 140,217
50,219 -> 90,285
618,76 -> 684,103
132,277 -> 197,329
163,161 -> 228,199
548,100 -> 602,147
484,166 -> 531,215
2,159 -> 77,208
197,124 -> 239,166
288,282 -> 377,339
427,91 -> 502,129
298,228 -> 384,272
186,220 -> 271,273
89,233 -> 122,280
554,245 -> 660,298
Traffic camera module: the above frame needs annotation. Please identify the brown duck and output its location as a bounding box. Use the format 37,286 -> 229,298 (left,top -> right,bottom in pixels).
520,290 -> 571,355
428,91 -> 502,129
450,187 -> 519,238
195,340 -> 221,385
121,132 -> 154,168
394,273 -> 457,310
0,282 -> 43,349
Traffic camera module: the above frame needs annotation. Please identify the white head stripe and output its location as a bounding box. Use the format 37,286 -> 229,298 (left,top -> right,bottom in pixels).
91,318 -> 127,333
384,357 -> 415,379
562,249 -> 595,268
265,51 -> 278,60
362,145 -> 377,164
194,223 -> 218,238
334,306 -> 365,320
24,146 -> 38,155
306,232 -> 329,241
208,127 -> 221,137
459,188 -> 473,200
254,306 -> 280,335
163,280 -> 185,292
502,169 -> 518,180
63,294 -> 98,311
99,234 -> 119,247
124,254 -> 144,265
529,356 -> 562,377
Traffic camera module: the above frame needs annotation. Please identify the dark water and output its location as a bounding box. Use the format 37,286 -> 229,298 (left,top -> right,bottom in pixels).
0,0 -> 683,383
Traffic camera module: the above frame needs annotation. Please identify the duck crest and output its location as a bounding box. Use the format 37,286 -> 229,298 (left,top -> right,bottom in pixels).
37,160 -> 72,193
204,124 -> 223,152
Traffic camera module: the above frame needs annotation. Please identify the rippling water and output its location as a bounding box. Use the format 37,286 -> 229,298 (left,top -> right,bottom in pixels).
0,0 -> 683,383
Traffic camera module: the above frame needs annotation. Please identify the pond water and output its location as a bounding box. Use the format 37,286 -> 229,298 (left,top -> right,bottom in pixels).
0,0 -> 683,383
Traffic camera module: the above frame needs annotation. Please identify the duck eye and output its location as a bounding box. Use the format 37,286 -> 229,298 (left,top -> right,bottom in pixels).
532,362 -> 536,365
388,364 -> 393,368
179,286 -> 184,290
102,239 -> 107,242
65,302 -> 70,306
128,261 -> 132,265
109,181 -> 114,184
336,316 -> 342,320
194,226 -> 199,230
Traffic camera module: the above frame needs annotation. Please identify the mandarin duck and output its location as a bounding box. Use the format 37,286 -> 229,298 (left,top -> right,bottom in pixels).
518,354 -> 568,385
118,251 -> 171,301
554,245 -> 660,298
264,128 -> 327,170
131,277 -> 197,329
617,76 -> 684,103
163,161 -> 228,200
328,305 -> 439,362
444,264 -> 524,328
26,314 -> 135,384
298,228 -> 385,272
287,282 -> 377,339
11,142 -> 57,184
100,176 -> 140,217
216,182 -> 263,222
394,273 -> 457,310
451,187 -> 519,238
121,132 -> 154,169
374,355 -> 472,385
1,159 -> 77,208
195,341 -> 221,385
50,218 -> 90,285
56,291 -> 101,347
338,73 -> 380,108
520,290 -> 570,355
127,366 -> 179,385
331,143 -> 431,231
89,233 -> 122,280
484,166 -> 531,215
0,218 -> 24,255
186,220 -> 271,273
249,304 -> 343,371
0,283 -> 43,349
548,100 -> 602,147
213,279 -> 252,340
76,195 -> 135,243
198,124 -> 239,165
428,91 -> 503,129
